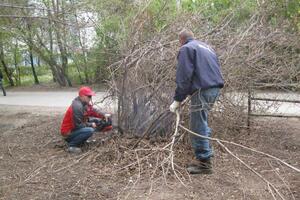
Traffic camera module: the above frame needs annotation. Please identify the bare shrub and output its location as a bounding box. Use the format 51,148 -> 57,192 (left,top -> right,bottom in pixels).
106,5 -> 300,137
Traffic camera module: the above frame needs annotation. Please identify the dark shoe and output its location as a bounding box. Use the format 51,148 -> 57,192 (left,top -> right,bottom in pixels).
186,162 -> 200,168
186,159 -> 213,174
68,146 -> 82,154
86,139 -> 96,144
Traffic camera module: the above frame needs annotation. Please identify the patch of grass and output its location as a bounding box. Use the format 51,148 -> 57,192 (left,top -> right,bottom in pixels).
20,74 -> 53,86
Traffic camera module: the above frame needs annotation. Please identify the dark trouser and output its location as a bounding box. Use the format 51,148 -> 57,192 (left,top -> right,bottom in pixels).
65,127 -> 94,147
0,81 -> 6,96
190,87 -> 220,161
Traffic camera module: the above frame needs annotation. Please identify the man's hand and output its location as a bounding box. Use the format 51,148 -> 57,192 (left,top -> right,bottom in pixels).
169,101 -> 180,113
91,122 -> 97,128
104,113 -> 111,122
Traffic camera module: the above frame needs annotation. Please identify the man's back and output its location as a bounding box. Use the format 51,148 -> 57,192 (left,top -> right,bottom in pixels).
187,39 -> 223,89
176,39 -> 224,95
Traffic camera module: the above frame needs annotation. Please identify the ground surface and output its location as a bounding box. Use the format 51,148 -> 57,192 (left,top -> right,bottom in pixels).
0,86 -> 114,111
0,88 -> 299,200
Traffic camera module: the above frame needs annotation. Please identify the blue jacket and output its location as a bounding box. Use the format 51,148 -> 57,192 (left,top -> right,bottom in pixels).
174,38 -> 224,102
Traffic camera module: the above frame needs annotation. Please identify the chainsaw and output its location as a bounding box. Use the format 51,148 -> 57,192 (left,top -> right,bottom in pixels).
88,115 -> 112,132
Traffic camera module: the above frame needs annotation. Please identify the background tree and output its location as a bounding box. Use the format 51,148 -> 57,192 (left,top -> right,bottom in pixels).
0,0 -> 298,90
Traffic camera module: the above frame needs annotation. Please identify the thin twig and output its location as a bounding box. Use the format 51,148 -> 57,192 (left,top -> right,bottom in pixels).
179,125 -> 300,173
217,140 -> 285,200
169,110 -> 187,187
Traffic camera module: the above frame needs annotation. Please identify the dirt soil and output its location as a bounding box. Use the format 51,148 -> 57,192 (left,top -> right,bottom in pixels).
0,105 -> 299,200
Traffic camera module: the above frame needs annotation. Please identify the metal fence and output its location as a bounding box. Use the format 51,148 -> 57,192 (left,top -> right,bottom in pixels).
247,88 -> 300,127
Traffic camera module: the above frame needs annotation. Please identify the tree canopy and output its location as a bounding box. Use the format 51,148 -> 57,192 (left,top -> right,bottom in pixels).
0,0 -> 299,87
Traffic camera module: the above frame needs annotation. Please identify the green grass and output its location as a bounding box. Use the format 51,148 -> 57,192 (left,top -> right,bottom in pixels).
20,74 -> 54,86
2,63 -> 103,87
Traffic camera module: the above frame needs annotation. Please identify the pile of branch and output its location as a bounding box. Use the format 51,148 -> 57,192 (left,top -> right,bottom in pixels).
106,3 -> 300,136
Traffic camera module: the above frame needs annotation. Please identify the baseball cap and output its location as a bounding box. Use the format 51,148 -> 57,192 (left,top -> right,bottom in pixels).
79,86 -> 96,97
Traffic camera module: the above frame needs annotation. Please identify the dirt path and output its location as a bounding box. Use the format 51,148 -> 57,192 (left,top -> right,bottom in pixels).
0,91 -> 116,114
0,91 -> 79,107
0,91 -> 111,107
1,90 -> 299,117
0,104 -> 299,199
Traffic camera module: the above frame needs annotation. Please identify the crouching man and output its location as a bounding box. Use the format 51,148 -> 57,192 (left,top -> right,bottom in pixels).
60,86 -> 112,153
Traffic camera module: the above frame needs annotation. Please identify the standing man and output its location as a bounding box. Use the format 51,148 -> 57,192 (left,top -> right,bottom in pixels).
61,86 -> 112,153
170,29 -> 224,174
0,69 -> 6,96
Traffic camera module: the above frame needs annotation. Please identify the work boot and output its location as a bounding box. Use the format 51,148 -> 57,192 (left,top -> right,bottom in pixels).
68,146 -> 82,154
186,159 -> 213,174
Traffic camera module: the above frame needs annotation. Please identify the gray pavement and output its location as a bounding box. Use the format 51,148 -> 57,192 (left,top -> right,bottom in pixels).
0,91 -> 117,113
0,90 -> 299,116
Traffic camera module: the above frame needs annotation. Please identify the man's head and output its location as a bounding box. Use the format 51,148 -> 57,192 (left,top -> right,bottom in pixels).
79,86 -> 95,103
179,29 -> 194,46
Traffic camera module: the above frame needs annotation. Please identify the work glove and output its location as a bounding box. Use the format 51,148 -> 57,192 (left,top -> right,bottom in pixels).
169,101 -> 180,113
104,113 -> 111,122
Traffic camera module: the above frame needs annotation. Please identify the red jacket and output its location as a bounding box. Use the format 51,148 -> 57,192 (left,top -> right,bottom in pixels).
60,97 -> 106,136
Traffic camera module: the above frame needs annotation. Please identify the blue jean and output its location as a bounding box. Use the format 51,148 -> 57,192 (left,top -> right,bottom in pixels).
65,127 -> 95,147
190,87 -> 220,160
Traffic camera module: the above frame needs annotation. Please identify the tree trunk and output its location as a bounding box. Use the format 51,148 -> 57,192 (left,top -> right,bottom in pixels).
37,57 -> 41,68
14,40 -> 21,85
15,0 -> 70,87
47,8 -> 57,83
52,0 -> 72,87
34,33 -> 66,86
71,0 -> 89,83
0,41 -> 14,86
26,21 -> 39,84
72,55 -> 84,84
29,45 -> 39,84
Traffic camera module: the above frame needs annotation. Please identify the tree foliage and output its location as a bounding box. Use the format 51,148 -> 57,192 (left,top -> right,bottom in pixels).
0,0 -> 298,87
